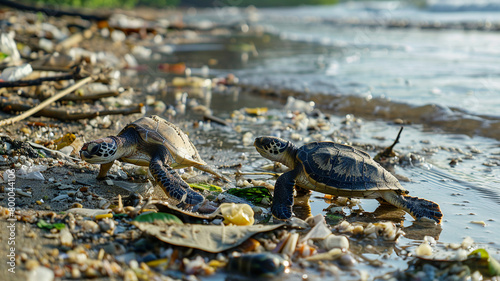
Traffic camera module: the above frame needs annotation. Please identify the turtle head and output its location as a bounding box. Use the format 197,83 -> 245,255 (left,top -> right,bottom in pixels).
254,136 -> 297,168
80,137 -> 119,164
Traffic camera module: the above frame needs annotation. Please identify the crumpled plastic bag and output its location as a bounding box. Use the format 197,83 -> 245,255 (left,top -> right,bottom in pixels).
0,64 -> 32,82
220,203 -> 255,226
0,32 -> 20,63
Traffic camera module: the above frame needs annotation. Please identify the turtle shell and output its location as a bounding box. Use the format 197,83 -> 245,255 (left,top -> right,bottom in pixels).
297,142 -> 405,194
119,115 -> 206,168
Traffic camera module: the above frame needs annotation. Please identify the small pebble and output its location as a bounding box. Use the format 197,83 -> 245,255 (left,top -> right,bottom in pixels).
25,259 -> 40,270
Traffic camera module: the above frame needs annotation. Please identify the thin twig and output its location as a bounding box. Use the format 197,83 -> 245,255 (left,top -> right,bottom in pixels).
0,73 -> 75,88
0,0 -> 110,21
0,76 -> 93,126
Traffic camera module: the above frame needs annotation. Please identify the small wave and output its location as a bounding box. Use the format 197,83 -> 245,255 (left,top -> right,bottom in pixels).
426,0 -> 500,12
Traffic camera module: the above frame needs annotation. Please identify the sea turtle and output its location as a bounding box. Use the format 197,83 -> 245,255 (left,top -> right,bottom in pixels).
254,136 -> 443,224
80,115 -> 228,205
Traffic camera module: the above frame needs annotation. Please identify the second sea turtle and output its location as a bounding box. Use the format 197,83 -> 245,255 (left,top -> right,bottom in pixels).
254,136 -> 443,224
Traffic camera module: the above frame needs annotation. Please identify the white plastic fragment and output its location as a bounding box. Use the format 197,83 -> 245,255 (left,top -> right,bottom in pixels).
0,64 -> 33,82
38,38 -> 54,52
0,32 -> 20,63
285,96 -> 315,113
111,30 -> 126,42
416,241 -> 433,257
16,164 -> 47,180
461,236 -> 474,249
27,266 -> 54,281
15,188 -> 32,197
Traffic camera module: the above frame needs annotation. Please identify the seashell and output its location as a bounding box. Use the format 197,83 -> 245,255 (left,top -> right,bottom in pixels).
296,242 -> 317,258
282,233 -> 299,257
415,242 -> 433,257
305,248 -> 342,261
338,221 -> 353,233
352,225 -> 364,236
321,234 -> 349,250
461,236 -> 474,249
59,227 -> 73,247
339,253 -> 357,267
80,220 -> 99,233
239,238 -> 261,253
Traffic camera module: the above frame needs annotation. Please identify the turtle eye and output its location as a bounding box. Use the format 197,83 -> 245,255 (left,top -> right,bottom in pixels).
89,144 -> 100,154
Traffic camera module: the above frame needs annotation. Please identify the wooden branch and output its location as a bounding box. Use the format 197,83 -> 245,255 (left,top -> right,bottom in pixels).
0,73 -> 75,88
0,76 -> 93,126
62,90 -> 120,101
0,0 -> 110,21
1,102 -> 144,121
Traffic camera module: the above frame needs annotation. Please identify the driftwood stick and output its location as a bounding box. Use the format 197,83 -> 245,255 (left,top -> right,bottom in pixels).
1,102 -> 144,121
0,73 -> 75,88
0,0 -> 110,21
0,76 -> 93,126
62,90 -> 120,101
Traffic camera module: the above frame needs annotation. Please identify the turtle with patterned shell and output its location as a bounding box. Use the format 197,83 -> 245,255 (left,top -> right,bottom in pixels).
254,136 -> 443,224
80,115 -> 228,205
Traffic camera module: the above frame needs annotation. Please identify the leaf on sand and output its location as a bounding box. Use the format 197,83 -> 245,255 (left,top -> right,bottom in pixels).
133,222 -> 284,253
189,183 -> 223,192
468,249 -> 500,277
226,186 -> 272,204
133,212 -> 183,225
37,220 -> 66,230
66,208 -> 112,217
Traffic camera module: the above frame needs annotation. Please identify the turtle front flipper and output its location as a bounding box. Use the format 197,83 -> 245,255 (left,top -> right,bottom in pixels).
271,167 -> 300,220
150,157 -> 204,205
97,162 -> 114,180
382,192 -> 443,224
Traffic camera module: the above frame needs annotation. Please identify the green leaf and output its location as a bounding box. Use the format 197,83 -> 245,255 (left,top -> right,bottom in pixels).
226,186 -> 272,204
468,249 -> 500,276
133,212 -> 183,225
37,220 -> 66,230
189,183 -> 223,192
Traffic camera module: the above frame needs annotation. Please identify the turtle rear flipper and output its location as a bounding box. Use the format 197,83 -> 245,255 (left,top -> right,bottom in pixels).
271,168 -> 299,220
150,157 -> 204,205
382,192 -> 443,224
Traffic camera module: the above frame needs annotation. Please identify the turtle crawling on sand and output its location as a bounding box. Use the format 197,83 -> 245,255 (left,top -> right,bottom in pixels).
254,136 -> 443,224
80,115 -> 228,205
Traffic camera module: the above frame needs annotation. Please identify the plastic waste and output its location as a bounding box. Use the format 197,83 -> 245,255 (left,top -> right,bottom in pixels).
0,32 -> 20,63
0,64 -> 33,82
284,96 -> 315,114
220,203 -> 255,226
16,164 -> 47,180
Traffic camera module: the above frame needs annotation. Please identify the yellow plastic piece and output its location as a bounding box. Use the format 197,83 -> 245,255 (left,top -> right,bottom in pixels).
54,133 -> 76,150
220,203 -> 255,226
244,107 -> 268,116
95,213 -> 113,220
